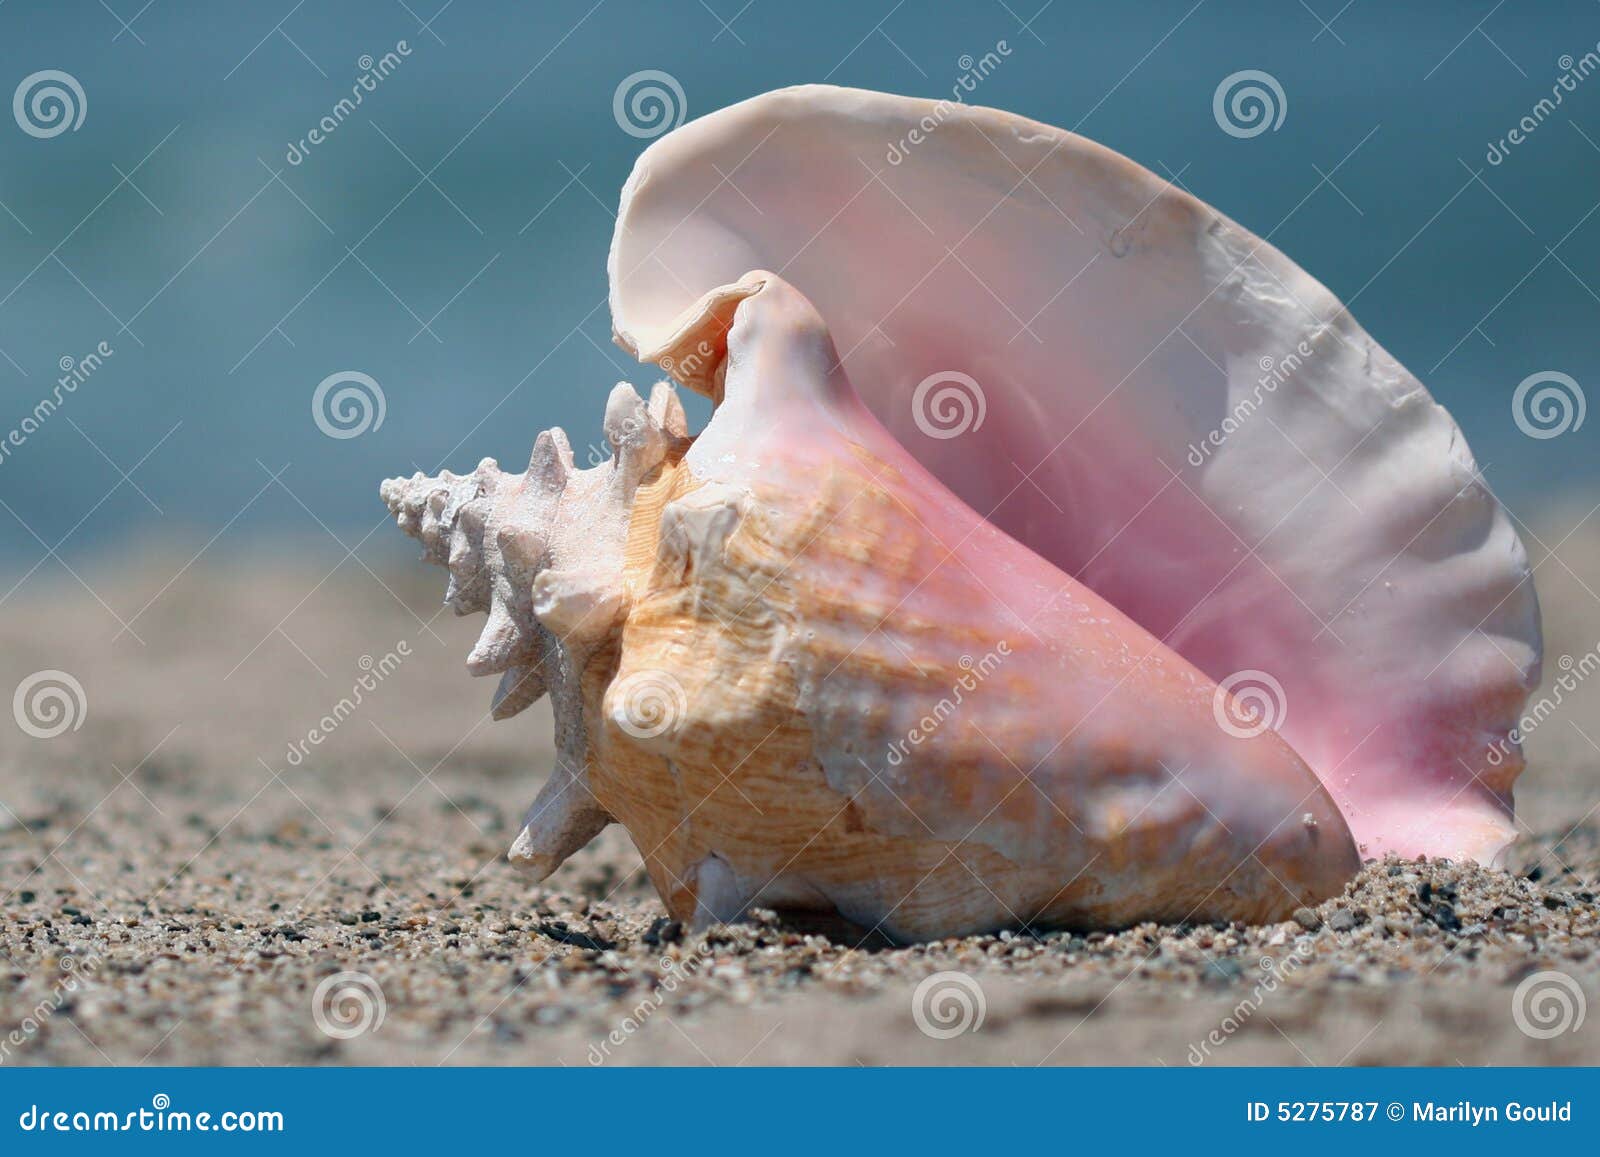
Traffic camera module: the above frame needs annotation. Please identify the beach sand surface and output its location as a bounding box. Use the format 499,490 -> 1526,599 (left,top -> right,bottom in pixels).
1,521 -> 1597,1066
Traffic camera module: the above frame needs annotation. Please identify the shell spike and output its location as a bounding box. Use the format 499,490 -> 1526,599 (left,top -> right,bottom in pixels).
647,380 -> 689,439
527,427 -> 574,493
491,664 -> 547,720
604,381 -> 669,494
507,759 -> 612,881
466,600 -> 527,676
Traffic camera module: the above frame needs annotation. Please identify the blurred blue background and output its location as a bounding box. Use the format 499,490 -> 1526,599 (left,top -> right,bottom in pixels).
0,0 -> 1596,570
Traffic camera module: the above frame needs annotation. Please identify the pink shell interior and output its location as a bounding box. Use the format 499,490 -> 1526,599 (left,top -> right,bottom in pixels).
609,86 -> 1542,864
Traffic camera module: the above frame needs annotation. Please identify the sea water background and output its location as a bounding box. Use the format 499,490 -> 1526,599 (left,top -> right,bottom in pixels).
0,0 -> 1597,567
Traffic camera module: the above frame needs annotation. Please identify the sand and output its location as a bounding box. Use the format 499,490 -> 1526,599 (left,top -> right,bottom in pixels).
1,520 -> 1597,1066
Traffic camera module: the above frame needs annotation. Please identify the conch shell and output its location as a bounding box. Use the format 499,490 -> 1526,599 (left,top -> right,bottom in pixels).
381,87 -> 1540,940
